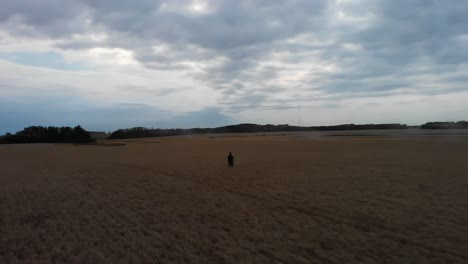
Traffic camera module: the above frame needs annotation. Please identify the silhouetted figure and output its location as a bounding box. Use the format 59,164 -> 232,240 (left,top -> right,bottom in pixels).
227,152 -> 234,167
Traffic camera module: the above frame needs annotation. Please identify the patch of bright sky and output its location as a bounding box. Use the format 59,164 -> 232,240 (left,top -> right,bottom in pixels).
159,0 -> 214,15
190,0 -> 209,13
0,51 -> 89,71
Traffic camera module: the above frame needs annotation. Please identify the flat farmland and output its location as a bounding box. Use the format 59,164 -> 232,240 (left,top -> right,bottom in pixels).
1,135 -> 467,263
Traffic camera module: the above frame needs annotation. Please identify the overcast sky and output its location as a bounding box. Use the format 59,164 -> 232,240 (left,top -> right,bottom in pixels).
1,0 -> 467,133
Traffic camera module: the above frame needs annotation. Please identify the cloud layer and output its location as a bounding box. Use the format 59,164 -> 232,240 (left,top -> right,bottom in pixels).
1,0 -> 468,133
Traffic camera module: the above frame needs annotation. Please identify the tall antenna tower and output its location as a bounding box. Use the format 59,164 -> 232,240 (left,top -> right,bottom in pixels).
298,104 -> 301,127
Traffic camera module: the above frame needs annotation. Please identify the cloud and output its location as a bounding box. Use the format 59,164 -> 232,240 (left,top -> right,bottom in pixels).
0,0 -> 467,130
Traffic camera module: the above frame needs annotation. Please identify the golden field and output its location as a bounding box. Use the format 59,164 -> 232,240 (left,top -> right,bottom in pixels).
0,134 -> 467,263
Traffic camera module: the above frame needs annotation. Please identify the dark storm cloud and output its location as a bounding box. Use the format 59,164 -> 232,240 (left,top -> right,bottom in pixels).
0,0 -> 89,37
1,0 -> 468,111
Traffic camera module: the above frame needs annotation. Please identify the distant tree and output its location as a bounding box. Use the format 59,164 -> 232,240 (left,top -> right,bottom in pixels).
72,125 -> 93,143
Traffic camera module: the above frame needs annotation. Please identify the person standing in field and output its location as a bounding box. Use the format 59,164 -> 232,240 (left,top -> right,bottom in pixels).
227,152 -> 234,167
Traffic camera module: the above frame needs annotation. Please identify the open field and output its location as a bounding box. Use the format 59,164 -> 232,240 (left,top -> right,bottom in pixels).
1,134 -> 467,263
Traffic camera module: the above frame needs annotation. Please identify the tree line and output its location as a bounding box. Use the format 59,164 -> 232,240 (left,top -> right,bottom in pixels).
2,121 -> 466,142
420,121 -> 468,129
108,123 -> 408,139
0,125 -> 94,144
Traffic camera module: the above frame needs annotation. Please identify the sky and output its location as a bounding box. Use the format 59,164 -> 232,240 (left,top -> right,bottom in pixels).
1,0 -> 468,133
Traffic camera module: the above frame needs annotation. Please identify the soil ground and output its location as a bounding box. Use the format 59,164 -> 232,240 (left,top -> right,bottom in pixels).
1,134 -> 467,263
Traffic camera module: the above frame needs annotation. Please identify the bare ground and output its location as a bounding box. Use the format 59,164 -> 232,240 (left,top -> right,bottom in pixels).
0,135 -> 467,263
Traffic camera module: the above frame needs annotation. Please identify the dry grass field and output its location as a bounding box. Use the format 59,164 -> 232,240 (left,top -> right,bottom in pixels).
0,134 -> 467,263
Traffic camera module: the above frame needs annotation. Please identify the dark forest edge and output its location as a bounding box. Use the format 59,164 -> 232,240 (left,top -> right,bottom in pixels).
1,121 -> 467,143
0,126 -> 95,144
420,121 -> 468,129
